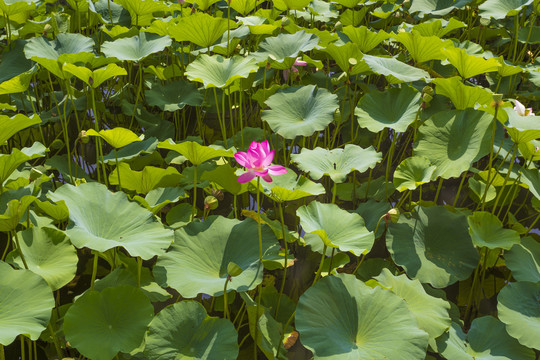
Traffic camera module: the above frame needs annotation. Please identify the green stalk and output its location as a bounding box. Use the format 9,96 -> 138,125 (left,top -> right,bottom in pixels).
47,322 -> 63,359
512,13 -> 521,63
137,257 -> 142,288
0,344 -> 4,360
312,245 -> 328,286
491,146 -> 518,213
223,276 -> 231,320
480,111 -> 499,210
517,14 -> 537,62
452,171 -> 468,207
433,177 -> 444,204
90,253 -> 99,291
13,231 -> 28,269
90,88 -> 108,185
213,88 -> 228,148
464,247 -> 486,326
20,336 -> 25,360
385,131 -> 398,199
254,176 -> 263,360
352,253 -> 367,275
192,165 -> 198,220
114,148 -> 122,189
274,202 -> 288,320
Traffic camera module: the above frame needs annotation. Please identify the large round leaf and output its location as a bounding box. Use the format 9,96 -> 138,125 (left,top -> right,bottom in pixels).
7,226 -> 77,291
467,211 -> 520,250
498,281 -> 540,349
435,317 -> 535,360
145,80 -> 203,111
262,85 -> 338,139
386,206 -> 479,288
48,182 -> 174,259
64,285 -> 154,360
415,109 -> 493,179
86,127 -> 141,149
186,54 -> 259,89
154,216 -> 280,298
295,273 -> 429,359
24,33 -> 95,60
253,30 -> 318,69
393,156 -> 436,192
101,32 -> 172,61
297,201 -> 374,256
0,261 -> 54,345
260,169 -> 326,202
479,0 -> 533,19
505,237 -> 540,282
362,54 -> 430,84
291,144 -> 382,183
144,301 -> 239,359
375,268 -> 451,344
355,85 -> 422,133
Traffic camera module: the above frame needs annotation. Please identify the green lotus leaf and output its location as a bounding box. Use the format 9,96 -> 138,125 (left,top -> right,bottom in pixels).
260,168 -> 326,202
200,164 -> 248,196
34,199 -> 69,222
108,163 -> 182,194
7,226 -> 77,291
114,0 -> 168,25
86,127 -> 141,148
62,63 -> 127,88
0,0 -> 39,16
441,47 -> 500,79
518,167 -> 540,201
393,156 -> 436,192
496,56 -> 523,77
415,109 -> 493,179
431,77 -> 494,111
170,13 -> 235,48
154,216 -> 280,298
0,69 -> 35,95
298,201 -> 374,256
0,113 -> 41,145
505,237 -> 540,282
0,261 -> 54,345
144,301 -> 239,360
409,0 -> 472,17
253,31 -> 319,70
145,80 -> 203,111
467,211 -> 520,250
101,32 -> 172,61
479,0 -> 533,19
393,31 -> 453,63
333,0 -> 359,7
64,285 -> 154,360
341,25 -> 390,53
295,0 -> 338,22
436,317 -> 535,360
102,137 -> 158,164
386,206 -> 479,288
48,182 -> 174,259
296,273 -> 429,359
185,0 -> 219,11
497,281 -> 540,349
231,0 -> 257,15
262,85 -> 338,139
321,43 -> 369,75
0,142 -> 46,186
24,33 -> 94,61
412,18 -> 466,37
362,54 -> 430,84
185,54 -> 259,89
133,187 -> 187,214
375,268 -> 451,344
355,85 -> 422,133
0,195 -> 36,232
0,40 -> 33,84
504,108 -> 540,144
291,144 -> 382,183
157,139 -> 233,165
88,0 -> 131,25
272,0 -> 311,10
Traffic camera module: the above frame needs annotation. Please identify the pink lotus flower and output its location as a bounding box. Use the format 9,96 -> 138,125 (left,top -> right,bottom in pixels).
283,58 -> 307,81
235,141 -> 287,183
514,100 -> 535,116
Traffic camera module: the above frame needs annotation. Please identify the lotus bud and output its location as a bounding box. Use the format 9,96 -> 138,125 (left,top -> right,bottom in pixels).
385,208 -> 400,223
422,93 -> 433,103
281,17 -> 290,27
204,195 -> 218,210
334,21 -> 342,32
178,0 -> 185,4
43,24 -> 52,35
30,168 -> 44,181
80,130 -> 90,144
422,85 -> 434,96
491,93 -> 504,109
227,262 -> 243,277
479,17 -> 490,26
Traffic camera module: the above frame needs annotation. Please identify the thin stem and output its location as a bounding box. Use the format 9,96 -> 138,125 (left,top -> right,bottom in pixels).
254,176 -> 262,360
433,177 -> 444,204
312,245 -> 328,286
90,253 -> 99,291
13,231 -> 28,269
0,344 -> 4,360
480,113 -> 499,210
223,277 -> 230,320
114,148 -> 122,189
274,202 -> 288,320
47,323 -> 63,359
20,336 -> 25,360
192,165 -> 198,220
453,171 -> 468,207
